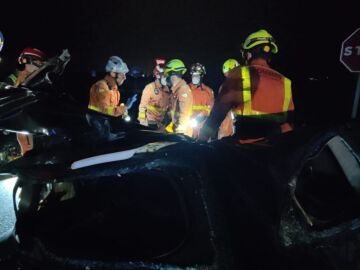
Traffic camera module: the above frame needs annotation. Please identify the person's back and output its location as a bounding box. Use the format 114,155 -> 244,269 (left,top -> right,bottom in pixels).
199,29 -> 294,143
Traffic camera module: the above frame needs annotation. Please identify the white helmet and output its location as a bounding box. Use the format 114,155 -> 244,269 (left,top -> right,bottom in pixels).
105,56 -> 129,74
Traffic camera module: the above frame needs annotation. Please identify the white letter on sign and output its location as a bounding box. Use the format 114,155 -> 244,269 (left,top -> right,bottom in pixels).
356,46 -> 360,55
344,46 -> 352,56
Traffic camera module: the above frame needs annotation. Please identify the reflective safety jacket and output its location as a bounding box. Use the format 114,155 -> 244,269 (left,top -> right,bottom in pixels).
138,80 -> 170,126
189,83 -> 214,138
4,70 -> 31,87
88,75 -> 123,116
201,58 -> 294,142
167,79 -> 193,136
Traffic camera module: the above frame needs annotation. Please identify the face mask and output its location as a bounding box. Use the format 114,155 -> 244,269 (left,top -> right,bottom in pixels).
160,76 -> 167,86
166,76 -> 173,88
25,64 -> 39,73
115,73 -> 126,86
192,75 -> 201,85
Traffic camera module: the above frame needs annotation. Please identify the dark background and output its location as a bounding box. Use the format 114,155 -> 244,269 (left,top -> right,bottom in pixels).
0,0 -> 359,125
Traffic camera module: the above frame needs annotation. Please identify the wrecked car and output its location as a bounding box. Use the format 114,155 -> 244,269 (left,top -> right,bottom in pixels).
0,51 -> 360,270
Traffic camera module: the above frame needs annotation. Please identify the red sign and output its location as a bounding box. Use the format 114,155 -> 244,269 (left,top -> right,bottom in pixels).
340,28 -> 360,72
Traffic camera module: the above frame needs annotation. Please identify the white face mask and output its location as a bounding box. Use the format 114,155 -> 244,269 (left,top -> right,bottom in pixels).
160,76 -> 167,87
192,75 -> 201,85
25,64 -> 39,73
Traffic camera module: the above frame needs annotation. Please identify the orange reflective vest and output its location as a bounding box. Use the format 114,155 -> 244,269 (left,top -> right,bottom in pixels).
189,83 -> 214,138
138,80 -> 170,126
200,58 -> 294,143
232,59 -> 294,141
88,75 -> 122,116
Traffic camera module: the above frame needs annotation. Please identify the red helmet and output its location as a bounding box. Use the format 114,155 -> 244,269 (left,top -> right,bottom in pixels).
18,47 -> 46,64
153,58 -> 166,77
153,64 -> 165,77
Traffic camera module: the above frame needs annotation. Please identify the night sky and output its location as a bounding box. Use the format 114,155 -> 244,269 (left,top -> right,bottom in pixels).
0,0 -> 359,124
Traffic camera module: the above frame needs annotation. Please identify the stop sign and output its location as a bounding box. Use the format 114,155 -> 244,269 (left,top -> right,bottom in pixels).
340,28 -> 360,72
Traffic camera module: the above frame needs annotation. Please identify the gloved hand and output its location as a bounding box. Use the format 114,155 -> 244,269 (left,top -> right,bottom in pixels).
125,94 -> 138,110
114,103 -> 127,116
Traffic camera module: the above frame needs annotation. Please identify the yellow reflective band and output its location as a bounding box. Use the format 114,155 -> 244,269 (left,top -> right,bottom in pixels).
88,105 -> 101,112
147,105 -> 167,112
192,105 -> 211,112
241,67 -> 252,115
106,107 -> 115,115
9,74 -> 17,85
165,122 -> 174,133
283,78 -> 292,112
138,112 -> 146,119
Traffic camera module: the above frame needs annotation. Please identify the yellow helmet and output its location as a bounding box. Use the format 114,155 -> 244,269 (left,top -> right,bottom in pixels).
164,59 -> 187,75
222,59 -> 240,74
242,29 -> 278,54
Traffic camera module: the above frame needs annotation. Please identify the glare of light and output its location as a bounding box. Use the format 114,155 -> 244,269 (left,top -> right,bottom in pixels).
124,115 -> 131,122
190,118 -> 198,128
2,176 -> 18,193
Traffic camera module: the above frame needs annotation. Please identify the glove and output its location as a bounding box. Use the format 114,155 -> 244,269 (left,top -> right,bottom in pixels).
114,103 -> 127,116
125,94 -> 138,110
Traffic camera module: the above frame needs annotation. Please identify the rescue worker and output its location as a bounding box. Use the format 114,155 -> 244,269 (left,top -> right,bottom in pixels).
199,29 -> 295,143
217,59 -> 240,139
188,63 -> 214,138
4,47 -> 47,87
163,59 -> 193,136
87,56 -> 129,140
2,47 -> 47,155
88,56 -> 128,117
138,62 -> 170,128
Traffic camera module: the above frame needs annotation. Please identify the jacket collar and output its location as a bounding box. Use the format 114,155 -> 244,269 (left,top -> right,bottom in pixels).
104,74 -> 118,90
249,58 -> 270,68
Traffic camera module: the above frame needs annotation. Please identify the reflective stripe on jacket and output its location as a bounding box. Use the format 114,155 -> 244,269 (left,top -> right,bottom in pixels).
169,79 -> 193,136
138,80 -> 170,126
88,75 -> 121,116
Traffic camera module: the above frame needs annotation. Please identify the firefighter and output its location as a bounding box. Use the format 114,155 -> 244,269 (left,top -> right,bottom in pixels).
2,47 -> 47,155
188,63 -> 214,138
137,61 -> 170,128
164,59 -> 193,136
4,47 -> 47,87
88,56 -> 128,117
217,59 -> 239,139
199,29 -> 295,143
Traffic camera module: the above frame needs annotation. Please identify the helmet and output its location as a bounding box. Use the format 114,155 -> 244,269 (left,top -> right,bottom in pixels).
242,29 -> 278,54
105,56 -> 129,74
155,58 -> 166,66
164,59 -> 187,76
0,32 -> 4,52
222,59 -> 239,74
190,63 -> 206,76
153,58 -> 166,77
129,66 -> 143,78
18,47 -> 46,64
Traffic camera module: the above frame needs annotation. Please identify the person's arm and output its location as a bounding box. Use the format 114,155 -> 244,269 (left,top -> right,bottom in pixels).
138,84 -> 152,125
176,86 -> 193,133
199,77 -> 242,141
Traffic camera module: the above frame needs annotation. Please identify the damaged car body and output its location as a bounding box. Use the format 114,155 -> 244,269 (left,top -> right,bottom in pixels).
0,51 -> 359,270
